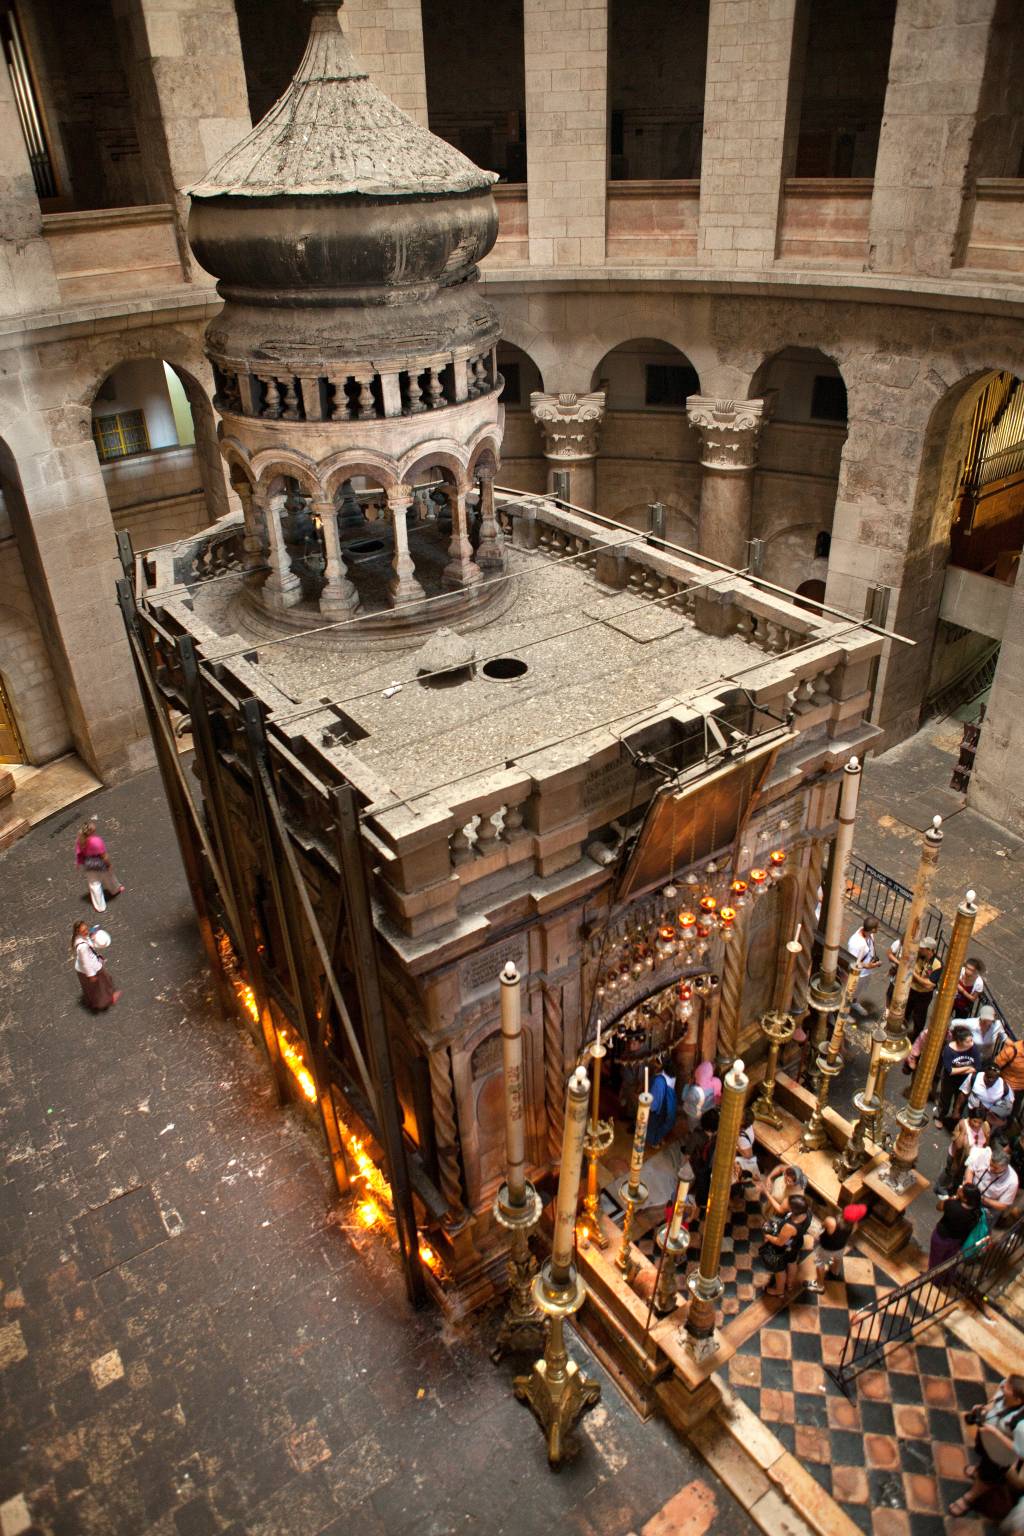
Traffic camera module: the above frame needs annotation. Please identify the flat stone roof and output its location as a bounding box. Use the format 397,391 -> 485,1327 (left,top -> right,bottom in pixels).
192,549 -> 755,800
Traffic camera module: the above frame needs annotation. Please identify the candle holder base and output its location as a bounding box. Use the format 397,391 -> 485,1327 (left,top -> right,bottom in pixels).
833,1093 -> 880,1179
491,1182 -> 545,1363
616,1179 -> 649,1280
513,1262 -> 601,1468
653,1224 -> 691,1315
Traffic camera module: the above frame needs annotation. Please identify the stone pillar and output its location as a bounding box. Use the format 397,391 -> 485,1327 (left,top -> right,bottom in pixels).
0,48 -> 60,318
970,558 -> 1024,834
868,0 -> 1000,278
443,488 -> 483,588
686,397 -> 768,569
697,0 -> 806,269
235,480 -> 265,586
530,392 -> 605,513
474,467 -> 504,571
523,0 -> 607,267
259,490 -> 302,610
313,499 -> 359,617
386,490 -> 425,606
112,0 -> 251,280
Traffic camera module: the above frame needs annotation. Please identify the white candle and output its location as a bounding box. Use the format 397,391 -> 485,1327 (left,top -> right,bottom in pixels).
499,961 -> 526,1207
644,1065 -> 650,1095
595,1018 -> 602,1056
551,1066 -> 591,1280
629,1090 -> 652,1192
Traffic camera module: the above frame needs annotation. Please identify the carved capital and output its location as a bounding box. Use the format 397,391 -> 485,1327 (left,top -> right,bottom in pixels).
530,390 -> 606,462
686,395 -> 768,471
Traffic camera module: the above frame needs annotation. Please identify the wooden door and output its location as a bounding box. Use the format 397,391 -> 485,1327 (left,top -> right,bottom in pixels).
0,675 -> 25,763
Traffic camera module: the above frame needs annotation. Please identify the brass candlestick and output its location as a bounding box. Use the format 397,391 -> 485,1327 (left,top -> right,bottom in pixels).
685,1058 -> 748,1360
753,931 -> 802,1127
834,1024 -> 886,1178
580,1031 -> 613,1248
617,1082 -> 652,1279
802,966 -> 858,1150
492,961 -> 545,1360
652,1161 -> 694,1315
805,756 -> 862,1090
884,890 -> 978,1192
514,1066 -> 601,1467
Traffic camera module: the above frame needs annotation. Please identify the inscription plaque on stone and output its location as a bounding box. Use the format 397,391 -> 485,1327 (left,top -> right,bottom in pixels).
459,934 -> 528,996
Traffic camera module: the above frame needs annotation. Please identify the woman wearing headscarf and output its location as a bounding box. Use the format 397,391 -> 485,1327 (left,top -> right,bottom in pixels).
71,920 -> 121,1011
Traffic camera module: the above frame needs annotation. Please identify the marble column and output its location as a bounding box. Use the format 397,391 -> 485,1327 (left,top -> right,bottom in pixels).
530,391 -> 606,512
443,487 -> 483,588
312,499 -> 359,617
387,490 -> 425,606
258,490 -> 302,609
235,481 -> 265,587
686,397 -> 768,570
474,467 -> 504,571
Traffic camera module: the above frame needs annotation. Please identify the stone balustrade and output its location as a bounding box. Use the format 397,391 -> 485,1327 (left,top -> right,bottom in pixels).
212,347 -> 500,424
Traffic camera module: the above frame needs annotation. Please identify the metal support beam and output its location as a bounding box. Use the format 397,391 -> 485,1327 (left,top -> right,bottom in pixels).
332,784 -> 426,1309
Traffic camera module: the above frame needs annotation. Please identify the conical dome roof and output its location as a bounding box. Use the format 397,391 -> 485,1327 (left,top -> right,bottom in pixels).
189,0 -> 496,201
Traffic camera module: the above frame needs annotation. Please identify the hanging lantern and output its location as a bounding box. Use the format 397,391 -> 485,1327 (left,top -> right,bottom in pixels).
657,924 -> 677,955
730,878 -> 749,908
698,894 -> 718,918
749,867 -> 768,895
677,910 -> 697,941
719,905 -> 737,941
769,849 -> 787,882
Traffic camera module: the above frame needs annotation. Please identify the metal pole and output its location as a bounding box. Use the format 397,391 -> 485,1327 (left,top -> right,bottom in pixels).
333,784 -> 426,1308
883,816 -> 944,1045
885,891 -> 978,1191
806,757 -> 861,1086
492,962 -> 544,1359
581,1025 -> 613,1248
242,702 -> 351,1201
177,637 -> 288,1102
685,1057 -> 749,1359
752,930 -> 802,1128
514,1067 -> 601,1466
802,966 -> 858,1150
617,1079 -> 652,1279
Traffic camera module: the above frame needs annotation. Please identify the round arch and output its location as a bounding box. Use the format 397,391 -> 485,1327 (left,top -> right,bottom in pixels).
586,337 -> 702,547
250,450 -> 322,501
400,446 -> 469,488
746,346 -> 848,594
321,453 -> 400,502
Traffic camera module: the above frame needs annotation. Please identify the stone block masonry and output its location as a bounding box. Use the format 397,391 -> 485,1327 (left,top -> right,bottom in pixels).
524,0 -> 608,267
343,0 -> 429,126
697,0 -> 805,269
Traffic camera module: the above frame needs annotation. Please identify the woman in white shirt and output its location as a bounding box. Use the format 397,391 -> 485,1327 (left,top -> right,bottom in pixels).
72,921 -> 121,1011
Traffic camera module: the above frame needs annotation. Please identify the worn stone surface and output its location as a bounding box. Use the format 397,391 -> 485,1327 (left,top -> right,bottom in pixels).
0,768 -> 748,1536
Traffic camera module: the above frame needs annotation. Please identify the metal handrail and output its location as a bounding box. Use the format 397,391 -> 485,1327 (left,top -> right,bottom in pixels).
827,1211 -> 1024,1397
846,852 -> 1009,1032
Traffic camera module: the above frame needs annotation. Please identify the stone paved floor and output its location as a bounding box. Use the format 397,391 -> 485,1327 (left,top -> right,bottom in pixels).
0,767 -> 746,1536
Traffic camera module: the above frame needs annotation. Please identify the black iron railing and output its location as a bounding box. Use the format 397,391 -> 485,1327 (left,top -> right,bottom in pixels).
846,853 -> 1009,1032
827,1212 -> 1024,1397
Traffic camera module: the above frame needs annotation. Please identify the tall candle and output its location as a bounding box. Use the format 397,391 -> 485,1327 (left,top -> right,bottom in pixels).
862,1028 -> 884,1105
668,1160 -> 694,1242
629,1090 -> 653,1194
499,960 -> 526,1208
551,1066 -> 591,1281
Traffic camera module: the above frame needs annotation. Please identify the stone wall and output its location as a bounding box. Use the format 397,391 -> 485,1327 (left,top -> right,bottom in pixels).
343,0 -> 428,126
0,521 -> 72,764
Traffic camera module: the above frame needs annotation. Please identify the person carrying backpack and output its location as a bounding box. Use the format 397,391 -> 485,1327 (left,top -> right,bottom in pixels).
952,1375 -> 1024,1518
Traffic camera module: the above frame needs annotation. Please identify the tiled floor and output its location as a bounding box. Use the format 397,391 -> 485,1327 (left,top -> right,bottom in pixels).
726,1257 -> 998,1536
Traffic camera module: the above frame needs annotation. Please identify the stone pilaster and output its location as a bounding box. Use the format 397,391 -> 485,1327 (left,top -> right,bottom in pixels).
443,489 -> 483,589
530,391 -> 605,513
259,490 -> 302,610
523,0 -> 607,267
0,50 -> 59,318
697,0 -> 805,269
868,0 -> 1000,278
112,0 -> 251,280
686,396 -> 768,569
970,557 -> 1024,835
313,499 -> 359,617
386,491 -> 425,606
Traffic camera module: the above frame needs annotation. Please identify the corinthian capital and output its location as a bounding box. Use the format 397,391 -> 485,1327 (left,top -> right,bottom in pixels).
530,390 -> 606,461
686,395 -> 768,470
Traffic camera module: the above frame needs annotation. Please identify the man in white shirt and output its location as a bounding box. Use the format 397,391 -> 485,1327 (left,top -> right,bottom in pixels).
971,1148 -> 1020,1224
847,918 -> 881,1017
962,1004 -> 1007,1061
